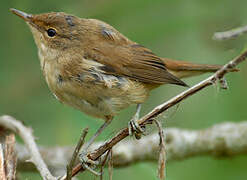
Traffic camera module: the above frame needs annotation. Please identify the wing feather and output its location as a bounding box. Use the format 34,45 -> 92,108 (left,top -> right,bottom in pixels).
90,43 -> 187,86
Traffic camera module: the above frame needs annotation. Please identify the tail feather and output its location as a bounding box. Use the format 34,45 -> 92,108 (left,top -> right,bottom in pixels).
162,58 -> 238,79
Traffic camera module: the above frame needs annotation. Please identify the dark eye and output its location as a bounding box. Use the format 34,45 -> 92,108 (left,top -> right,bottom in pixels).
47,28 -> 56,37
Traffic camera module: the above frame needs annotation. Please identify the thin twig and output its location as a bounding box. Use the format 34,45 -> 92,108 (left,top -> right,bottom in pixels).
108,149 -> 113,180
100,150 -> 111,180
154,120 -> 166,180
65,128 -> 88,180
71,48 -> 247,177
213,25 -> 247,40
0,116 -> 56,180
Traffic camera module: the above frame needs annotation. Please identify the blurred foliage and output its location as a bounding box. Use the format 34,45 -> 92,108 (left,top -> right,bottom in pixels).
1,0 -> 247,179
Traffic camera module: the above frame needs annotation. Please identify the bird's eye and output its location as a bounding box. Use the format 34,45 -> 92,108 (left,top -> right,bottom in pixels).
47,28 -> 56,37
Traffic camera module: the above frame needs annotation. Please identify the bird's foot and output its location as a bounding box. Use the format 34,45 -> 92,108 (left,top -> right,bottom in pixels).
128,116 -> 146,139
79,151 -> 101,176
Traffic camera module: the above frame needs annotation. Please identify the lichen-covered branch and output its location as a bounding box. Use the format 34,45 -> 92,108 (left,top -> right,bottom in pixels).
0,116 -> 56,180
0,128 -> 16,180
15,121 -> 247,175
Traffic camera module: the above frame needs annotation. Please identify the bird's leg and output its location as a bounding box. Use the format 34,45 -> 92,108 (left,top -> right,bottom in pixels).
79,116 -> 113,176
128,104 -> 145,139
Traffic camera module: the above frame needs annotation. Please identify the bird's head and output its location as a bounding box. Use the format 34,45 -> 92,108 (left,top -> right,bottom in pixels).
10,8 -> 84,54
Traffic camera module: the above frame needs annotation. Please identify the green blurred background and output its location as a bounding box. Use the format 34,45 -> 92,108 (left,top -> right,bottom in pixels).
1,0 -> 247,179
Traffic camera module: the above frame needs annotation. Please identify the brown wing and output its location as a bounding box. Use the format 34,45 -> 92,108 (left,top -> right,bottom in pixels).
88,42 -> 187,86
78,19 -> 186,86
124,44 -> 188,86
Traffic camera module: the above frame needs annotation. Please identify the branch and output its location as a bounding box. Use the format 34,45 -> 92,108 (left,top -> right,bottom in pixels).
213,25 -> 247,40
0,128 -> 16,180
15,121 -> 247,175
0,116 -> 56,180
71,47 -> 247,176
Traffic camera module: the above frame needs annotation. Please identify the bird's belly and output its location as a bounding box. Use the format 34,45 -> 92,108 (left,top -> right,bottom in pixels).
44,68 -> 150,120
56,91 -> 111,119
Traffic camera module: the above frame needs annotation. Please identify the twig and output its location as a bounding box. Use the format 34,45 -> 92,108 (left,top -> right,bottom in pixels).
108,149 -> 113,180
65,128 -> 88,180
0,116 -> 56,180
213,25 -> 247,40
71,48 -> 247,177
100,150 -> 111,180
154,120 -> 166,180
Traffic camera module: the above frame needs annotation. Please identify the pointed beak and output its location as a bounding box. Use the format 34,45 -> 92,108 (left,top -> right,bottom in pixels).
10,8 -> 33,22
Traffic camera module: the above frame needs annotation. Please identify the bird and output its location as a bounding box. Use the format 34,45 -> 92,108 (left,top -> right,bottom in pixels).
10,8 -> 228,174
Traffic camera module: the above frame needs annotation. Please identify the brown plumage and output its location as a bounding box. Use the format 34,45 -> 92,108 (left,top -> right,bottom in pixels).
10,9 -> 231,120
12,9 -> 238,168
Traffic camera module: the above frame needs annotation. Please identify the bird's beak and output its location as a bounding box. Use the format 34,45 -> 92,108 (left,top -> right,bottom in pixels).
10,8 -> 42,31
10,8 -> 33,22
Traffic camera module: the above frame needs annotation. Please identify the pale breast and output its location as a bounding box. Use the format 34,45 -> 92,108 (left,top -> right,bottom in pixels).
42,58 -> 150,120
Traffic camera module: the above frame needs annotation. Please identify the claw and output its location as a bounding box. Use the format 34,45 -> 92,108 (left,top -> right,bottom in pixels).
79,152 -> 101,176
128,104 -> 146,139
128,119 -> 145,139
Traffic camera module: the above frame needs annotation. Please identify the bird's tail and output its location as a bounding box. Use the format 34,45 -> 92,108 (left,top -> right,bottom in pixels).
162,58 -> 238,79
